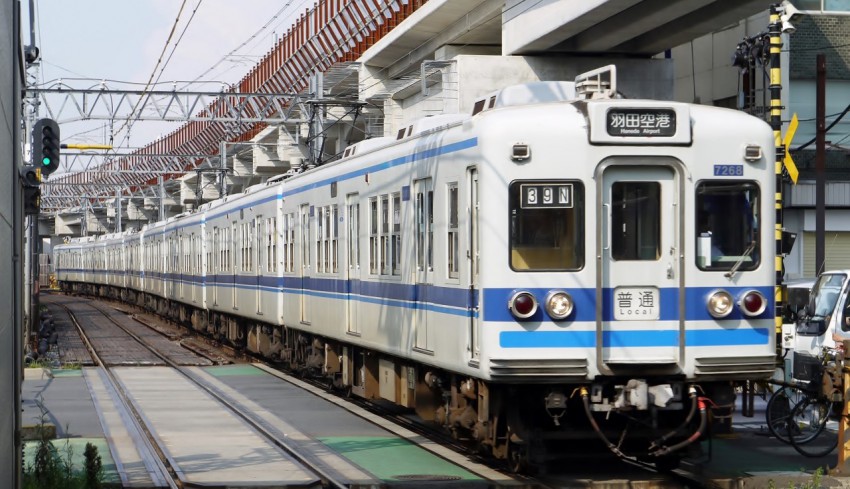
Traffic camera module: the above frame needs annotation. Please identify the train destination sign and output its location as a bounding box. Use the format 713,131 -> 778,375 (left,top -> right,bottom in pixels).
520,183 -> 573,209
606,108 -> 676,137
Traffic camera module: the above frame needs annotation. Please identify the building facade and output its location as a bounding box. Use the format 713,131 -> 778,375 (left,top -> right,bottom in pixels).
671,3 -> 850,278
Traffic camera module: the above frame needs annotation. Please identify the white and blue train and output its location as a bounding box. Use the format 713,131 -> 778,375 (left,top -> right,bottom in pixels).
56,66 -> 776,468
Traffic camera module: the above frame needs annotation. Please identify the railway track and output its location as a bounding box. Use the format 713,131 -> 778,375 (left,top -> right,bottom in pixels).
46,293 -> 719,488
51,297 -> 350,488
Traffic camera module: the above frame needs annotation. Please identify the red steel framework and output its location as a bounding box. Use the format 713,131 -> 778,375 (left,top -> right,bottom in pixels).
51,0 -> 427,210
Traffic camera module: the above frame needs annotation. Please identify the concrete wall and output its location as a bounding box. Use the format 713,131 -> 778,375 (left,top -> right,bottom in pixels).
381,54 -> 672,133
669,11 -> 769,105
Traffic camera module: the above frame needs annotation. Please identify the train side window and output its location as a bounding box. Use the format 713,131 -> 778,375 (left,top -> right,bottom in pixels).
611,182 -> 660,261
348,200 -> 360,270
447,182 -> 459,279
509,180 -> 584,271
283,213 -> 295,273
369,197 -> 379,274
316,207 -> 325,273
695,181 -> 760,271
301,208 -> 311,272
315,205 -> 338,274
331,205 -> 339,273
381,195 -> 390,274
271,217 -> 278,273
414,178 -> 434,272
392,193 -> 401,276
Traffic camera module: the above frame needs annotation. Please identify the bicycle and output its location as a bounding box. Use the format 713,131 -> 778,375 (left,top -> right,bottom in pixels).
765,379 -> 826,445
764,346 -> 842,457
787,392 -> 837,457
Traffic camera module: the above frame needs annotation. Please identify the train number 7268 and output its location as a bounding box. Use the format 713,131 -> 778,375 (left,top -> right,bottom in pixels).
713,164 -> 744,176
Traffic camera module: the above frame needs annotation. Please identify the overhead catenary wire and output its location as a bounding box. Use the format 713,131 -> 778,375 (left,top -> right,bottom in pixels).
113,0 -> 190,145
42,0 -> 568,209
182,0 -> 307,90
151,0 -> 206,89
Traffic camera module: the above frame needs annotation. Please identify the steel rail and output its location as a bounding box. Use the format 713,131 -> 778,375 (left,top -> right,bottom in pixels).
55,300 -> 179,489
78,299 -> 348,489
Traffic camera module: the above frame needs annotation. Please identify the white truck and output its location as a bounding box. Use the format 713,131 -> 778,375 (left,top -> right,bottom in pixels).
789,271 -> 850,381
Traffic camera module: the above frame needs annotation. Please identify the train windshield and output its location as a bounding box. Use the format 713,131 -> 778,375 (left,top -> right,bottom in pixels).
695,181 -> 760,272
509,180 -> 584,271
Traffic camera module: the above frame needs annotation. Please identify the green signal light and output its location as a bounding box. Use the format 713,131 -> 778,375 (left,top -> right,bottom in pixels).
42,157 -> 51,165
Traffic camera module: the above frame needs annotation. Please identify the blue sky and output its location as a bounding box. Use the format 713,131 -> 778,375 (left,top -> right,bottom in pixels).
25,0 -> 309,153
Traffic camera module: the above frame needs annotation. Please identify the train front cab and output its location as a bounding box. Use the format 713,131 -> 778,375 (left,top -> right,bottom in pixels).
472,94 -> 776,465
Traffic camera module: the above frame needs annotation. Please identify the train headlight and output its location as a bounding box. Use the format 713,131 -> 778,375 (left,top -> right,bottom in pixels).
739,290 -> 767,317
707,290 -> 734,318
545,291 -> 574,320
509,291 -> 538,319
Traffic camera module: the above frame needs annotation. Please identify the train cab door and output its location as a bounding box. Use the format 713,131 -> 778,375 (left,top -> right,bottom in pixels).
414,178 -> 433,352
598,161 -> 683,368
346,194 -> 361,335
300,204 -> 311,324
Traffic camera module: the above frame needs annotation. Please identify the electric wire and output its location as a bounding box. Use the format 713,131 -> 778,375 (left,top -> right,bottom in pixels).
41,0 -> 690,209
791,102 -> 850,152
152,0 -> 206,89
43,0 -> 537,193
113,0 -> 190,145
182,0 -> 306,90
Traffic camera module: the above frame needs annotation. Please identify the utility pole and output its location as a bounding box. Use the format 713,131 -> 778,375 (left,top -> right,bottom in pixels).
733,3 -> 800,335
815,54 -> 826,276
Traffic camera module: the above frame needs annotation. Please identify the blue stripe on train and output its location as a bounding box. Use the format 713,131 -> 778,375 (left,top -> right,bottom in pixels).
59,271 -> 773,325
483,286 -> 774,322
499,327 -> 771,348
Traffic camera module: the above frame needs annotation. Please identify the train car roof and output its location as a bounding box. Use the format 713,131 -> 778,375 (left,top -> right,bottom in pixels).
472,81 -> 578,116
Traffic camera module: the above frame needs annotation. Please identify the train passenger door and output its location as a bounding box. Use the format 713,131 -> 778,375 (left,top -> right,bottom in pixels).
231,222 -> 238,309
175,233 -> 187,300
346,194 -> 361,335
212,227 -> 219,306
414,178 -> 433,352
255,217 -> 262,313
300,204 -> 311,324
190,234 -> 196,303
598,161 -> 683,367
467,169 -> 480,363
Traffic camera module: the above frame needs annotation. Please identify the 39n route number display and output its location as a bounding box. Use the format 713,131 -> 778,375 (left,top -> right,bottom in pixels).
521,183 -> 573,209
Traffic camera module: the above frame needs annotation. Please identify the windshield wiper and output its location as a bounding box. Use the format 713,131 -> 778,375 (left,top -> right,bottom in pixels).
724,241 -> 757,279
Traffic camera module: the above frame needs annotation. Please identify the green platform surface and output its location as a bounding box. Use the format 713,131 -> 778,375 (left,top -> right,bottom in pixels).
320,436 -> 481,481
203,364 -> 267,377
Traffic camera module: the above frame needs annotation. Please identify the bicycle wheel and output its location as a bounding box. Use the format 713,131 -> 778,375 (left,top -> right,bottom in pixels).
787,396 -> 835,457
766,386 -> 808,443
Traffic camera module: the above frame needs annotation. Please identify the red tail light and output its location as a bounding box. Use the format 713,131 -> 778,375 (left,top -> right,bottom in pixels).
509,291 -> 538,319
739,290 -> 767,317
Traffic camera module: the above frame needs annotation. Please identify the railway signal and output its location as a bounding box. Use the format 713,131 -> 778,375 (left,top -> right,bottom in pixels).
19,164 -> 41,215
32,118 -> 60,176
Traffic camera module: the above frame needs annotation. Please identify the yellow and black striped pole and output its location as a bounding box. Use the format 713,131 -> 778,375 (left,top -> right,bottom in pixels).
768,5 -> 784,336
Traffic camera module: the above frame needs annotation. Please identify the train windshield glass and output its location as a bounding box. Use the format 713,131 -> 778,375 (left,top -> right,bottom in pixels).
509,180 -> 584,271
695,181 -> 760,271
611,182 -> 660,260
